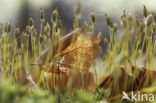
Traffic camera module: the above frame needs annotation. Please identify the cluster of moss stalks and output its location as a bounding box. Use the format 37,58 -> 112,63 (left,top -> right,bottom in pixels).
0,4 -> 156,103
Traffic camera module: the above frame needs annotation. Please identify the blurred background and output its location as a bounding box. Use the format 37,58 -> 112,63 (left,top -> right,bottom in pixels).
0,0 -> 156,36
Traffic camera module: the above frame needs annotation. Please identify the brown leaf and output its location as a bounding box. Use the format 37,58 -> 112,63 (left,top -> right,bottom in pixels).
97,66 -> 156,101
34,28 -> 99,92
38,28 -> 99,75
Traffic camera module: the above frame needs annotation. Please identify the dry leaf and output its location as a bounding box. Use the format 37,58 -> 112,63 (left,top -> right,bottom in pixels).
97,66 -> 156,101
33,28 -> 99,91
38,28 -> 99,75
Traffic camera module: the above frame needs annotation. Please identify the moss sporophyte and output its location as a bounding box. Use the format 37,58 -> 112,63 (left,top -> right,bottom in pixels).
0,4 -> 156,103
